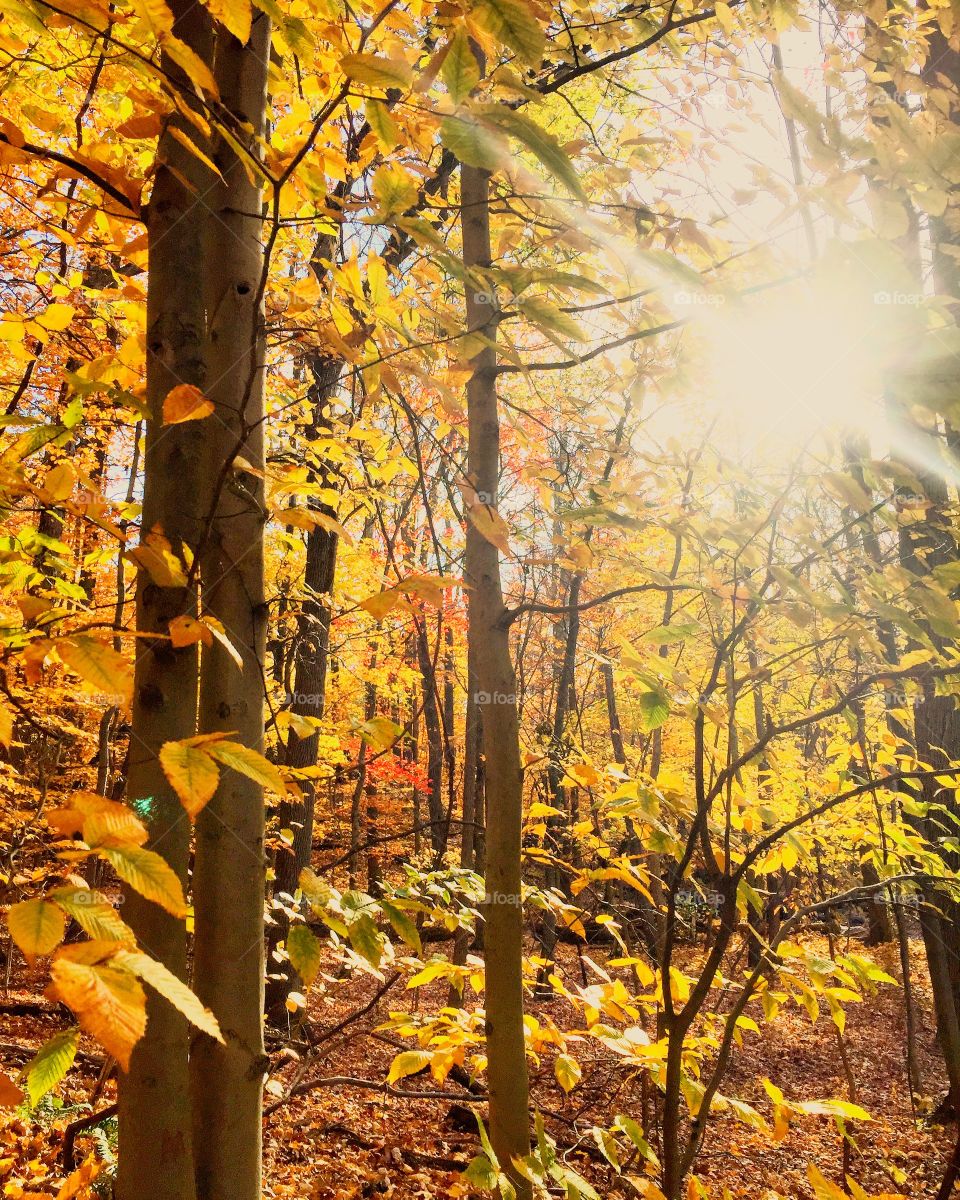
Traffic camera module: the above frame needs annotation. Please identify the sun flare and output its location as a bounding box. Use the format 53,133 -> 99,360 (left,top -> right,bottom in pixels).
690,284 -> 886,456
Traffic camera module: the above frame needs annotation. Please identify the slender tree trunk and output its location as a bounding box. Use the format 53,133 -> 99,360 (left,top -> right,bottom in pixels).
265,356 -> 341,1022
115,5 -> 211,1195
462,158 -> 531,1196
602,661 -> 626,765
189,15 -> 271,1200
415,620 -> 446,852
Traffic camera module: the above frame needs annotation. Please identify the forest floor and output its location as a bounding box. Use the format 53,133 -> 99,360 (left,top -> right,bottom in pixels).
0,935 -> 955,1199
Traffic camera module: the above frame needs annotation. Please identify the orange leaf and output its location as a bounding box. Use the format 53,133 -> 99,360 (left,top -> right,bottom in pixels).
163,384 -> 214,424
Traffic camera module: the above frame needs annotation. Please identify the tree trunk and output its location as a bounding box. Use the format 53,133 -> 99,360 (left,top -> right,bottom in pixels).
601,661 -> 626,765
415,620 -> 446,852
189,15 -> 271,1200
265,356 -> 341,1023
115,5 -> 211,1196
461,158 -> 531,1196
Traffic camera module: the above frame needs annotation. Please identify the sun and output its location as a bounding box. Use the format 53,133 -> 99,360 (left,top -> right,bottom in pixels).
692,282 -> 887,457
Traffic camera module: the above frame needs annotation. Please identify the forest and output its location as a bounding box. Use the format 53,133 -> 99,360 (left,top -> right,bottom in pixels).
3,0 -> 960,1196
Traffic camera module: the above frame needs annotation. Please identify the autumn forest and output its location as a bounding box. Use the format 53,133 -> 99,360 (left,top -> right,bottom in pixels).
3,0 -> 960,1197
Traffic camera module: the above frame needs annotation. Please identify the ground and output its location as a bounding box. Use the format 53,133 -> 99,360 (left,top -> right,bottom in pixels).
0,936 -> 956,1199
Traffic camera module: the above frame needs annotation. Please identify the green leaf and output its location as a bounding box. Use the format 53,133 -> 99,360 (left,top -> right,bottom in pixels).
379,899 -> 422,954
439,113 -> 506,172
515,296 -> 586,342
287,924 -> 322,987
24,1027 -> 80,1106
371,165 -> 419,218
442,29 -> 480,104
367,99 -> 398,151
638,689 -> 670,731
484,107 -> 586,200
347,911 -> 384,966
341,52 -> 412,89
472,0 -> 545,64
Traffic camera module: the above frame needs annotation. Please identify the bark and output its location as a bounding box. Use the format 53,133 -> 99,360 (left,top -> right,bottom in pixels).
415,621 -> 446,851
115,6 -> 212,1197
189,15 -> 271,1200
601,661 -> 626,765
265,356 -> 341,1022
461,158 -> 531,1196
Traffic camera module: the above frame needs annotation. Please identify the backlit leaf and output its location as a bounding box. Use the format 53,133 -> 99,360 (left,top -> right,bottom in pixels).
49,954 -> 147,1070
205,739 -> 287,796
204,0 -> 251,42
159,740 -> 220,818
56,637 -> 133,705
113,949 -> 223,1041
9,899 -> 65,964
286,924 -> 322,987
162,384 -> 214,425
24,1027 -> 80,1106
99,845 -> 188,917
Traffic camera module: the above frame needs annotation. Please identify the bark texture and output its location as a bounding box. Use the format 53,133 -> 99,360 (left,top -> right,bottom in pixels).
115,4 -> 211,1195
189,15 -> 271,1200
461,159 -> 531,1196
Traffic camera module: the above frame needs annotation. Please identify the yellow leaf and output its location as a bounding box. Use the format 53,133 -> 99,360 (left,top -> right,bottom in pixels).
204,0 -> 251,42
8,899 -> 65,964
99,845 -> 188,917
36,303 -> 74,331
0,703 -> 12,749
128,528 -> 189,588
82,802 -> 149,849
49,955 -> 147,1070
168,614 -> 213,648
554,1053 -> 581,1092
340,53 -> 412,89
113,949 -> 223,1041
286,925 -> 322,987
358,589 -> 402,621
161,34 -> 219,97
205,739 -> 287,796
466,500 -> 512,555
56,636 -> 132,705
159,740 -> 220,818
387,1050 -> 430,1084
129,0 -> 174,34
50,888 -> 135,945
47,793 -> 145,842
162,384 -> 214,424
43,462 -> 75,501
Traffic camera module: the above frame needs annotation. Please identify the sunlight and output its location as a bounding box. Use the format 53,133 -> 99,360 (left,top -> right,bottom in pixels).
692,283 -> 887,456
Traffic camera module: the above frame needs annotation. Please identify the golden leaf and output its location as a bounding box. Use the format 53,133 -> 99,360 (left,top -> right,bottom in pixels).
49,955 -> 147,1070
8,899 -> 66,964
159,739 -> 220,818
162,384 -> 214,424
